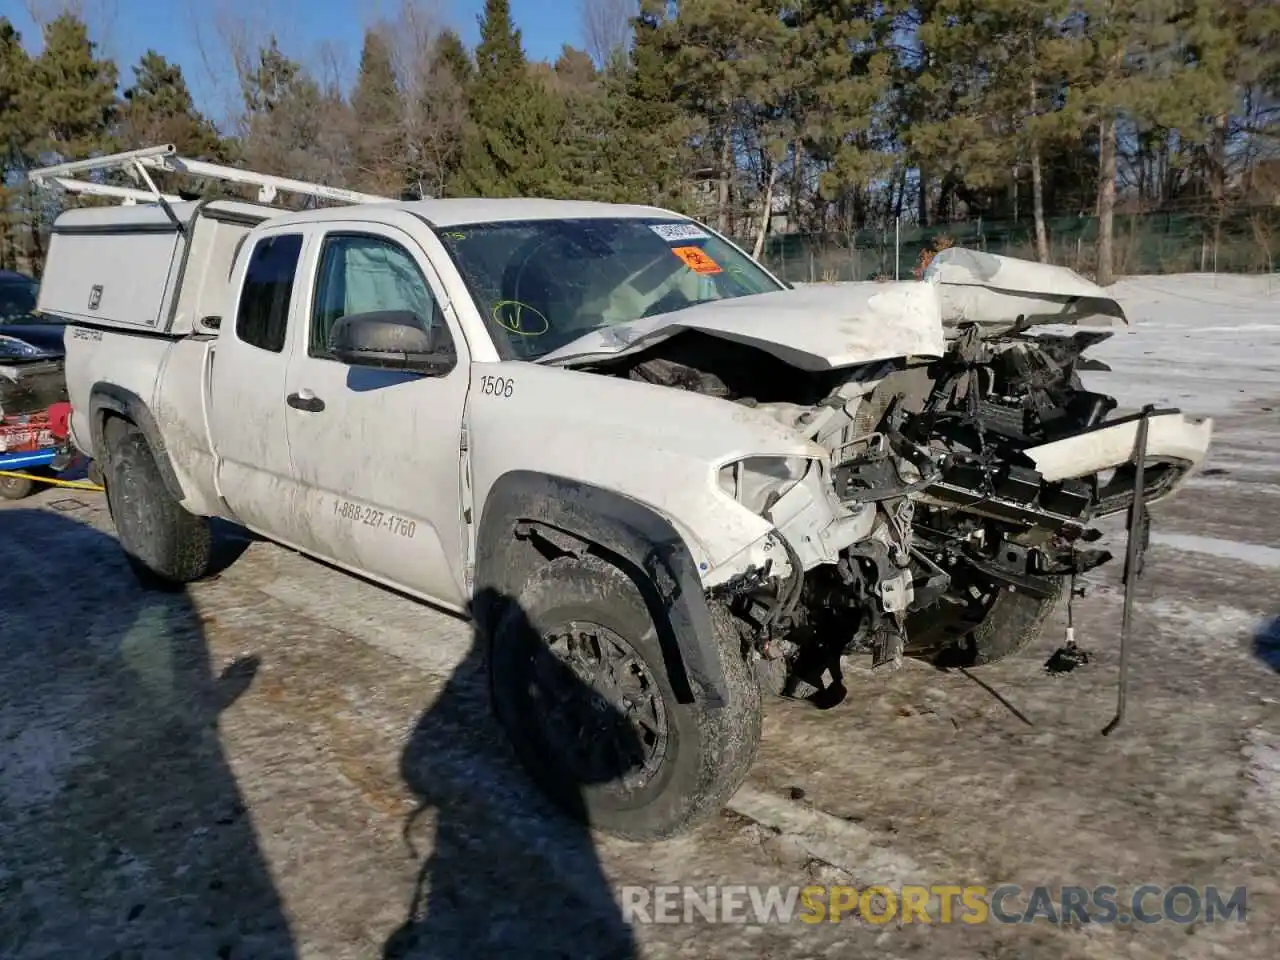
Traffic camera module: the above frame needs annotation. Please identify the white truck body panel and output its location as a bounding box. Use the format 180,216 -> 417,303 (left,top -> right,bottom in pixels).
465,359 -> 851,582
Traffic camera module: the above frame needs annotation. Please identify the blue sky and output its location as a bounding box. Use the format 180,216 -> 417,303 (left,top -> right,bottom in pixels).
8,0 -> 581,120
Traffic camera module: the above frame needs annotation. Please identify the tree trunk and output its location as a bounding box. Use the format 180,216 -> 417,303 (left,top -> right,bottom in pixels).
717,133 -> 732,236
753,160 -> 779,260
917,167 -> 929,226
788,138 -> 802,231
1096,113 -> 1118,285
1031,147 -> 1049,263
1027,74 -> 1049,264
1210,112 -> 1228,262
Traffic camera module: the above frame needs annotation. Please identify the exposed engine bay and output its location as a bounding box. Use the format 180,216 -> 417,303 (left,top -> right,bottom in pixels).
590,319 -> 1208,703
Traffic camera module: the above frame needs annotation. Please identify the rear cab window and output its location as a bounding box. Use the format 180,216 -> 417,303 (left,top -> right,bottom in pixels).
236,234 -> 304,352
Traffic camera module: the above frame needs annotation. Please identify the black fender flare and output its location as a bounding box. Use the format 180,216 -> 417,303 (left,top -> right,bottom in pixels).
88,382 -> 186,501
474,470 -> 728,708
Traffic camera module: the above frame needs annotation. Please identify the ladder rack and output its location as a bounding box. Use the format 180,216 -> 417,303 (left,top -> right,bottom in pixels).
27,144 -> 395,208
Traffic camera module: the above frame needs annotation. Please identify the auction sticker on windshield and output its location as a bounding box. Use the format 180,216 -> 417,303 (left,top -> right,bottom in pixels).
671,245 -> 723,274
650,222 -> 710,242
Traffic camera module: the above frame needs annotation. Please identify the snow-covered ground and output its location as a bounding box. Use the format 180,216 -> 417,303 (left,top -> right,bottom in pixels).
1079,272 -> 1280,416
1,273 -> 1278,960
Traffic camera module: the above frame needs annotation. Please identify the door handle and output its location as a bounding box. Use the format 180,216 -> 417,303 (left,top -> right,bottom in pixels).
287,390 -> 325,413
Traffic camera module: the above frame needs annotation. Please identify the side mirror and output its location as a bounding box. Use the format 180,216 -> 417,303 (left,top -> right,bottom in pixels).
329,310 -> 456,375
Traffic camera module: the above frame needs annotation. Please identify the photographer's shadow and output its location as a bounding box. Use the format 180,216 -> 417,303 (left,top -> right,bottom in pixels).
383,588 -> 640,959
0,508 -> 294,958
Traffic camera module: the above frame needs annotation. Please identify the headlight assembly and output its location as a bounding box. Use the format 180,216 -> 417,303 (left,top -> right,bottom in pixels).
717,456 -> 813,516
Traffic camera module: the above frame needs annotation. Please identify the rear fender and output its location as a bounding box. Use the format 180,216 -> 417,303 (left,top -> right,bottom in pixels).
474,470 -> 729,708
88,382 -> 185,500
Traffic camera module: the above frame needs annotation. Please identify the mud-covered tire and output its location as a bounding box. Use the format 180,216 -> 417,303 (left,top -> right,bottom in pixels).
103,420 -> 213,587
0,471 -> 36,500
947,579 -> 1065,667
489,553 -> 762,841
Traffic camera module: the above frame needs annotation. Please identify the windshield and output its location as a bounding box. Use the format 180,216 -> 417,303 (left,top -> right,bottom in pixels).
0,276 -> 40,323
435,218 -> 783,360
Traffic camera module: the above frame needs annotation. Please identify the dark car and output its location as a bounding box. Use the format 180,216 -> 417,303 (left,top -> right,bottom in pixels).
0,270 -> 65,355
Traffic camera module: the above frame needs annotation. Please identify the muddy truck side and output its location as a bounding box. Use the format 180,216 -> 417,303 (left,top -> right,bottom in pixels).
43,184 -> 1212,840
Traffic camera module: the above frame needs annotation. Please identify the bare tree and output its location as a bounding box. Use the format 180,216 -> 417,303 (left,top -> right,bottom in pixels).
404,38 -> 469,199
580,0 -> 637,70
314,38 -> 351,96
375,0 -> 445,99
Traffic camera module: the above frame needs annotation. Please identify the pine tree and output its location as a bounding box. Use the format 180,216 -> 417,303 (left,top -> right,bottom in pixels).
241,37 -> 303,116
0,19 -> 29,154
0,19 -> 34,270
239,37 -> 351,196
433,29 -> 475,86
18,14 -> 117,271
789,1 -> 895,228
118,51 -> 223,156
350,30 -> 406,196
453,0 -> 564,197
1042,0 -> 1237,283
25,13 -> 118,160
609,0 -> 698,210
910,1 -> 1070,258
547,45 -> 628,201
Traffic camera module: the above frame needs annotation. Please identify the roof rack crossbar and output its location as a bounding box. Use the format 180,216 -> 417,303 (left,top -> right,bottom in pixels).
52,177 -> 182,205
27,144 -> 394,208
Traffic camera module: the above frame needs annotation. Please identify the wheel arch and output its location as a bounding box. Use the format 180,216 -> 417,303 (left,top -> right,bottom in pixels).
474,469 -> 729,708
88,382 -> 185,501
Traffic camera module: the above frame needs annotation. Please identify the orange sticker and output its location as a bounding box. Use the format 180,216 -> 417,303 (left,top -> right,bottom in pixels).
671,245 -> 722,275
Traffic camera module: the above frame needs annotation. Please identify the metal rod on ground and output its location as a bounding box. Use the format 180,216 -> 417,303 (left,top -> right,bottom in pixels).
0,469 -> 103,491
1102,405 -> 1155,736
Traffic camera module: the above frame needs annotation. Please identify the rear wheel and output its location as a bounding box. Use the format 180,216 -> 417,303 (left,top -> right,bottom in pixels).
103,419 -> 213,587
489,553 -> 762,841
0,471 -> 36,500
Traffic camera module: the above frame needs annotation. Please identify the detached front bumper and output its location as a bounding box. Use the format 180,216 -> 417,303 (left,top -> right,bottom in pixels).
1023,409 -> 1213,516
918,408 -> 1213,533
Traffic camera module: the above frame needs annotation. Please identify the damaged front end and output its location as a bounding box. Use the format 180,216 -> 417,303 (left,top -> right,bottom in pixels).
585,249 -> 1211,706
592,330 -> 949,703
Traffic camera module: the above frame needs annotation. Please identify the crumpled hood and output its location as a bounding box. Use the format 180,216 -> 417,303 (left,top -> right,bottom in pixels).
538,280 -> 948,372
923,247 -> 1128,334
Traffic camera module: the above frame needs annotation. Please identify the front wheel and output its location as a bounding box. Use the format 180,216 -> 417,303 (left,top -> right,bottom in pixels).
489,553 -> 762,841
909,572 -> 1066,668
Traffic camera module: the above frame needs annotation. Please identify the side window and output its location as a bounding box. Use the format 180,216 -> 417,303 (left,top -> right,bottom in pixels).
235,233 -> 304,353
310,233 -> 451,360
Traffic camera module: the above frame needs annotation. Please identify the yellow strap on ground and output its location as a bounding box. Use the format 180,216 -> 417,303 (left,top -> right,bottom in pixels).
0,469 -> 105,492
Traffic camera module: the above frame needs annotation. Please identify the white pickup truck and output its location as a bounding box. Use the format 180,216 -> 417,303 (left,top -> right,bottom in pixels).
37,147 -> 1211,840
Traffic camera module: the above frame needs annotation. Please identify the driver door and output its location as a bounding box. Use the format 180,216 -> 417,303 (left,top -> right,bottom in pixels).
282,224 -> 472,609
